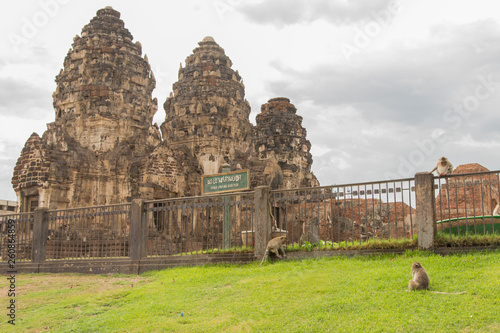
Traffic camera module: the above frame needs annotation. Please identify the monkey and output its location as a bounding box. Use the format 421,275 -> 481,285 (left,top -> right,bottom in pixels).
492,198 -> 500,216
359,224 -> 374,241
258,235 -> 287,267
408,261 -> 429,291
430,157 -> 454,176
407,261 -> 467,294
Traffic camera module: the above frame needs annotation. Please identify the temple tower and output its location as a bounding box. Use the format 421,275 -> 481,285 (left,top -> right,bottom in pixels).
161,36 -> 253,175
255,98 -> 318,188
52,6 -> 158,153
12,7 -> 162,210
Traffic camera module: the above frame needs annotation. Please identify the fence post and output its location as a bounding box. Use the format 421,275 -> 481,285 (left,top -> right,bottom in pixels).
130,199 -> 146,260
254,186 -> 272,259
32,208 -> 49,263
222,163 -> 231,249
415,172 -> 436,250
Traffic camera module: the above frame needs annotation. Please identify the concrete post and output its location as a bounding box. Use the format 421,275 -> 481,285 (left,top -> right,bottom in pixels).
254,186 -> 272,258
32,208 -> 49,263
415,172 -> 436,250
130,199 -> 146,260
222,163 -> 231,249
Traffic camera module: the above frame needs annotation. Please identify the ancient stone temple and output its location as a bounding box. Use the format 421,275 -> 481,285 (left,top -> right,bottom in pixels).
12,7 -> 318,212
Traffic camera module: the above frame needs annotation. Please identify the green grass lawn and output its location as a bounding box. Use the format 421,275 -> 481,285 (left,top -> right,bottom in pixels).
2,250 -> 500,332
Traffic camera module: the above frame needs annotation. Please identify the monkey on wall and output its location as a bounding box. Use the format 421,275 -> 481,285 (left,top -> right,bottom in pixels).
407,261 -> 467,294
258,235 -> 287,267
430,157 -> 454,176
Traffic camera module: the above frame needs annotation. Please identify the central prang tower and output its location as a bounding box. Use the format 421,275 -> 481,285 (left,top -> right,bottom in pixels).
161,36 -> 253,175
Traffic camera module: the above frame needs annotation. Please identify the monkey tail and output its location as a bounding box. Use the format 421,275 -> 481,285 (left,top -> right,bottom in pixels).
257,249 -> 269,267
431,291 -> 467,295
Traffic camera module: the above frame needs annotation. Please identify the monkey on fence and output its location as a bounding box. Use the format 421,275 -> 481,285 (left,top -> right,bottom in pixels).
430,157 -> 454,176
258,236 -> 287,267
407,261 -> 467,294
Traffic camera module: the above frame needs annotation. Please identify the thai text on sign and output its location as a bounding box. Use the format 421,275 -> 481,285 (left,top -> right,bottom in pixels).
202,170 -> 250,195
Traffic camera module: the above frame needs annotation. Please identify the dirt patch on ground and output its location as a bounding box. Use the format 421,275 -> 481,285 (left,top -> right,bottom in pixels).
0,273 -> 150,296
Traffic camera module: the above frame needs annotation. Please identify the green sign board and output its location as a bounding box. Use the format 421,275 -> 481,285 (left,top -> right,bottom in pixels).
201,170 -> 250,195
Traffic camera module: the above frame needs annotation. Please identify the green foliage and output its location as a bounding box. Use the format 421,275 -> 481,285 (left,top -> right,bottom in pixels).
283,233 -> 500,254
283,235 -> 418,253
172,233 -> 500,256
175,245 -> 254,256
4,250 -> 500,332
435,231 -> 500,247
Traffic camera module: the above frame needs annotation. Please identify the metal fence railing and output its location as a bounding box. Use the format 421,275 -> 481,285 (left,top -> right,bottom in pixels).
144,191 -> 255,256
435,171 -> 500,236
270,179 -> 417,249
0,213 -> 34,262
46,204 -> 131,259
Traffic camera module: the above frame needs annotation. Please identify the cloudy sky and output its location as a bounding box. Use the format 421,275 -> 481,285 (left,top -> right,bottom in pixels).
1,0 -> 500,201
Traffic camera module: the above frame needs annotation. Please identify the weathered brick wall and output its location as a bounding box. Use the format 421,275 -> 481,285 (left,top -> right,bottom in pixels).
435,164 -> 499,220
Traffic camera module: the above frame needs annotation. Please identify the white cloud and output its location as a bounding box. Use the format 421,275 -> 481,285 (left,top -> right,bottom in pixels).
235,0 -> 396,27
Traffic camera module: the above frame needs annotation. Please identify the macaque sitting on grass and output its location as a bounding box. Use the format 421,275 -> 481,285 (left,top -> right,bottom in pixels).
407,261 -> 466,294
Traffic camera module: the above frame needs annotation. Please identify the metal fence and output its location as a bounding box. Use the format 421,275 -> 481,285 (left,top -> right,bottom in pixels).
144,191 -> 255,256
0,213 -> 34,262
270,178 -> 417,249
3,171 -> 499,263
46,204 -> 131,259
435,171 -> 500,236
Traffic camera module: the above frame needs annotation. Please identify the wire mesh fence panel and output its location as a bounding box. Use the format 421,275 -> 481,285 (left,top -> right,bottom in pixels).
46,204 -> 130,259
435,171 -> 500,237
144,192 -> 254,256
271,179 -> 416,250
0,213 -> 34,262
